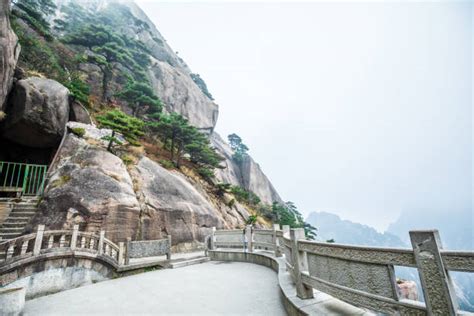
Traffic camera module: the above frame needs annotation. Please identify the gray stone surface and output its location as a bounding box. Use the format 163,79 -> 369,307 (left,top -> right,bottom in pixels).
149,60 -> 219,131
3,267 -> 107,300
127,238 -> 170,258
130,157 -> 248,246
23,261 -> 286,316
0,287 -> 24,316
0,0 -> 19,112
69,100 -> 91,124
28,133 -> 141,242
307,253 -> 396,298
211,132 -> 283,205
2,77 -> 70,148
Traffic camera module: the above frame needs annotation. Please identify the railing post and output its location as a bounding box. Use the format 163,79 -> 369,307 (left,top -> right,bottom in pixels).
273,224 -> 282,257
410,230 -> 458,315
118,242 -> 125,266
245,225 -> 253,253
282,225 -> 290,237
70,225 -> 79,250
167,235 -> 172,260
33,225 -> 45,255
290,228 -> 313,299
125,237 -> 131,265
210,227 -> 216,250
98,231 -> 105,255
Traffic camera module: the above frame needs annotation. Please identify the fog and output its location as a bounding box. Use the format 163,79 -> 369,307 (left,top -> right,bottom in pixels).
137,0 -> 472,232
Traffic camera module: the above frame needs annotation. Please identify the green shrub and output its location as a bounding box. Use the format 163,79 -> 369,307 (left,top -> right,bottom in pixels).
70,127 -> 85,138
197,167 -> 214,180
0,111 -> 6,122
66,77 -> 90,105
159,159 -> 175,169
121,155 -> 134,166
246,215 -> 258,225
230,185 -> 261,206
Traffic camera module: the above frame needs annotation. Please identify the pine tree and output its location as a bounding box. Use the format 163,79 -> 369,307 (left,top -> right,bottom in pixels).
96,110 -> 144,152
228,133 -> 249,163
116,80 -> 162,117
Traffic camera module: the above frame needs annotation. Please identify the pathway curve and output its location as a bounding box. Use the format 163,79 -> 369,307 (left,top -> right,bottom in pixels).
24,261 -> 287,316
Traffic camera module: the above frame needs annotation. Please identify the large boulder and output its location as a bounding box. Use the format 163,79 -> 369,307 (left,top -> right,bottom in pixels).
29,125 -> 249,247
29,132 -> 141,242
131,157 -> 248,250
0,0 -> 19,111
2,77 -> 70,147
69,100 -> 91,124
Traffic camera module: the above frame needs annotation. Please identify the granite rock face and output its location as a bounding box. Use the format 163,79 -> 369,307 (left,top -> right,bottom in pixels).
30,125 -> 249,247
0,0 -> 19,111
69,100 -> 92,124
149,60 -> 218,132
2,77 -> 70,148
212,132 -> 283,205
29,133 -> 141,242
130,157 -> 248,248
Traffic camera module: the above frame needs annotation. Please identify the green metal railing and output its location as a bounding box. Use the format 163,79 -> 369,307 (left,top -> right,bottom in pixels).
0,161 -> 48,196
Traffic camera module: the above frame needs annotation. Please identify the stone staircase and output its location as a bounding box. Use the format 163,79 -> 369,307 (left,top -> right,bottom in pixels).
169,255 -> 210,269
0,197 -> 39,241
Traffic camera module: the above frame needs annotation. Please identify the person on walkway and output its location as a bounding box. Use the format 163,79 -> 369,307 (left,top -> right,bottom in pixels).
242,227 -> 248,252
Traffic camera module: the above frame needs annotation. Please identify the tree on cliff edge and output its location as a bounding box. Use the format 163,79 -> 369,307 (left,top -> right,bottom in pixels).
96,109 -> 144,152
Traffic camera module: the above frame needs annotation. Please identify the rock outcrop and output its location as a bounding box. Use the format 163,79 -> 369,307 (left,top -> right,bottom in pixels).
2,77 -> 70,148
0,0 -> 19,111
69,100 -> 92,124
131,157 -> 248,248
149,60 -> 218,132
30,124 -> 249,247
29,131 -> 142,241
212,132 -> 282,205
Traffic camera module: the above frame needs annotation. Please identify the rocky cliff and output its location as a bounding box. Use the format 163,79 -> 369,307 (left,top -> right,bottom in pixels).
0,0 -> 19,111
0,0 -> 282,249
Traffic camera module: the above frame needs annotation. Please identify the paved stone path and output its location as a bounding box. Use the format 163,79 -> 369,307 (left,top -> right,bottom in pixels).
24,261 -> 287,316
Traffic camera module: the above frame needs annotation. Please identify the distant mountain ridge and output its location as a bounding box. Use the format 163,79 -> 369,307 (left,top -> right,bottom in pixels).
306,211 -> 407,248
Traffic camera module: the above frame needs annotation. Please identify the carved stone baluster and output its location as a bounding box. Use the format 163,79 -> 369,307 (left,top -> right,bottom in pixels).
6,244 -> 14,259
59,235 -> 66,247
90,238 -> 95,249
48,235 -> 54,248
81,236 -> 86,248
21,240 -> 29,255
105,244 -> 110,256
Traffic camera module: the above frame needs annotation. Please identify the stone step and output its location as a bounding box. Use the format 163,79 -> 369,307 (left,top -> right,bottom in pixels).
4,217 -> 30,223
0,222 -> 26,228
8,211 -> 35,218
169,256 -> 210,269
0,232 -> 22,239
11,205 -> 38,210
0,227 -> 24,232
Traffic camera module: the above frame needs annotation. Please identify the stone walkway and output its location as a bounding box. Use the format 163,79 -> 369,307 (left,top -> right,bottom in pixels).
24,261 -> 287,316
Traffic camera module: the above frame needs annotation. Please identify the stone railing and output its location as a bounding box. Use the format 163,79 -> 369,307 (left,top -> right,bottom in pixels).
125,236 -> 172,265
208,225 -> 474,316
0,225 -> 123,268
0,225 -> 173,271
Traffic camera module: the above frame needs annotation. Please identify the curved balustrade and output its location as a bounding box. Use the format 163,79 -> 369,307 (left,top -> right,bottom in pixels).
208,225 -> 474,316
0,225 -> 122,270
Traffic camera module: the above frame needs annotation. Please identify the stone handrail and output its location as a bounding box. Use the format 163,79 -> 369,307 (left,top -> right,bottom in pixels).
0,225 -> 123,268
208,225 -> 474,316
0,225 -> 175,273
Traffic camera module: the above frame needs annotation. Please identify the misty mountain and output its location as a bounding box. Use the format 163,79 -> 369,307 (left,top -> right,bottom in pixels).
306,211 -> 407,247
387,207 -> 473,251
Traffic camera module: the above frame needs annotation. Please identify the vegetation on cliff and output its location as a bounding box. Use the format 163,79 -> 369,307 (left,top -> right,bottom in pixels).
7,0 -> 316,236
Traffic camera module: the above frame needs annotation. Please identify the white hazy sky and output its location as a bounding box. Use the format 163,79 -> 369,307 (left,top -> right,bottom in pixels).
136,0 -> 472,232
